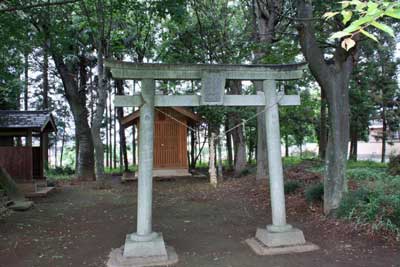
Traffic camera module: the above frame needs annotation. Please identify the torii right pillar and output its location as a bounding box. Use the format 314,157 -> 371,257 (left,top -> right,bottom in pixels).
246,80 -> 319,255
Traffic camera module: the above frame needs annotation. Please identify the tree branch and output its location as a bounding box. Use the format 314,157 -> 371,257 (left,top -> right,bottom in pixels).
0,0 -> 81,12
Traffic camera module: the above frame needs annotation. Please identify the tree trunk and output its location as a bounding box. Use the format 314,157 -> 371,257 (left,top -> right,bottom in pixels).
225,119 -> 233,170
112,91 -> 117,169
105,93 -> 109,168
209,132 -> 217,187
297,0 -> 355,215
24,52 -> 29,111
52,54 -> 95,180
60,125 -> 65,168
116,79 -> 129,172
284,133 -> 289,157
319,89 -> 328,159
91,38 -> 107,181
190,128 -> 196,170
42,39 -> 49,170
349,126 -> 358,161
228,81 -> 247,176
325,77 -> 350,214
252,0 -> 283,180
255,81 -> 268,180
381,106 -> 387,163
132,126 -> 136,165
132,81 -> 137,166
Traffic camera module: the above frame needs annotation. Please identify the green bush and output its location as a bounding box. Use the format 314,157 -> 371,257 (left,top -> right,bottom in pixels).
346,168 -> 386,181
284,181 -> 301,194
238,167 -> 253,177
388,155 -> 400,175
347,160 -> 387,169
283,157 -> 303,167
47,166 -> 75,176
338,185 -> 400,235
305,182 -> 324,204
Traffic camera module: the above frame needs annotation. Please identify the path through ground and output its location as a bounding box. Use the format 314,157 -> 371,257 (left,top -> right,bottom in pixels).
0,176 -> 399,267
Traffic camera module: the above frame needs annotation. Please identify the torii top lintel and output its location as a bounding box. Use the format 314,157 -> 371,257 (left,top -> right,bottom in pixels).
105,60 -> 307,107
105,60 -> 307,81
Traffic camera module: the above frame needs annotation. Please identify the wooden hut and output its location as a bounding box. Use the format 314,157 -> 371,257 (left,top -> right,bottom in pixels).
0,110 -> 57,196
121,107 -> 201,177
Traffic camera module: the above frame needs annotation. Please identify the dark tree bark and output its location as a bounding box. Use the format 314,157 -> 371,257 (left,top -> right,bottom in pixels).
112,90 -> 117,169
381,106 -> 387,163
132,126 -> 136,165
225,119 -> 233,170
319,89 -> 328,159
105,91 -> 109,168
252,0 -> 283,180
116,80 -> 129,172
42,37 -> 49,170
255,81 -> 268,180
52,54 -> 95,180
189,128 -> 196,170
284,133 -> 289,157
60,124 -> 65,168
228,81 -> 247,176
132,81 -> 137,165
296,0 -> 357,215
24,52 -> 29,111
349,126 -> 358,161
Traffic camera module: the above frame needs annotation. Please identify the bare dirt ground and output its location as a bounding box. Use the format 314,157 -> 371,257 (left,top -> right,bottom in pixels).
0,171 -> 399,267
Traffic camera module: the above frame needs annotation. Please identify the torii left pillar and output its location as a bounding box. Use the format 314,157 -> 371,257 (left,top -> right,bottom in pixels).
107,79 -> 178,267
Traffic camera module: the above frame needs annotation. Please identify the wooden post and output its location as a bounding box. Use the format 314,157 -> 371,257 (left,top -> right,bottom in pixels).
26,130 -> 32,147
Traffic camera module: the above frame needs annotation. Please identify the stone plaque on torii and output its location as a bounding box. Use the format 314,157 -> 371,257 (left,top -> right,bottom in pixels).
105,61 -> 318,267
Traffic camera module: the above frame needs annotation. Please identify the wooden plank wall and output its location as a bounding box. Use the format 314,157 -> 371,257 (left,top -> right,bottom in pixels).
0,147 -> 33,181
153,109 -> 188,169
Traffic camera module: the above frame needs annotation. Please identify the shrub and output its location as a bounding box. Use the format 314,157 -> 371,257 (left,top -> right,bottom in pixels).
337,187 -> 371,218
347,160 -> 387,169
305,182 -> 324,204
338,186 -> 400,235
346,168 -> 386,181
388,155 -> 400,175
284,181 -> 301,194
238,167 -> 252,177
47,166 -> 75,176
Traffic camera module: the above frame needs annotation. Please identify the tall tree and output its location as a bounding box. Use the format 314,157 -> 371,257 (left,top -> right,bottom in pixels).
251,0 -> 284,180
296,0 -> 358,214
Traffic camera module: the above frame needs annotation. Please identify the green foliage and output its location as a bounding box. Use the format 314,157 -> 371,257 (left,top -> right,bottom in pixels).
280,89 -> 319,150
104,165 -> 137,175
338,186 -> 400,236
325,0 -> 399,50
282,157 -> 304,168
347,160 -> 387,169
346,168 -> 386,181
284,181 -> 302,194
388,155 -> 400,175
305,182 -> 324,204
46,166 -> 75,181
337,162 -> 400,236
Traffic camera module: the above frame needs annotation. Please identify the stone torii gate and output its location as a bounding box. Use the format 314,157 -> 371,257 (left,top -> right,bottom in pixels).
106,61 -> 318,267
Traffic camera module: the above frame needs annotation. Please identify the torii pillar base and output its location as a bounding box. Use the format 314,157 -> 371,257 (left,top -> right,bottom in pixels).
107,233 -> 178,267
246,225 -> 319,256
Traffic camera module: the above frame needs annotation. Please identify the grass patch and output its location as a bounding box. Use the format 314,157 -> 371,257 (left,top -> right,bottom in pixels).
282,157 -> 304,167
347,160 -> 387,169
105,165 -> 137,175
46,166 -> 75,181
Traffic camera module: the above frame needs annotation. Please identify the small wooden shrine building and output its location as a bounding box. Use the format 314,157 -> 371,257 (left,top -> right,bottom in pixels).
121,107 -> 201,177
0,110 -> 57,195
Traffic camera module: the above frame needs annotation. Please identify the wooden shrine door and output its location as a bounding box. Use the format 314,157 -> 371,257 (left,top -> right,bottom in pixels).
153,112 -> 186,169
